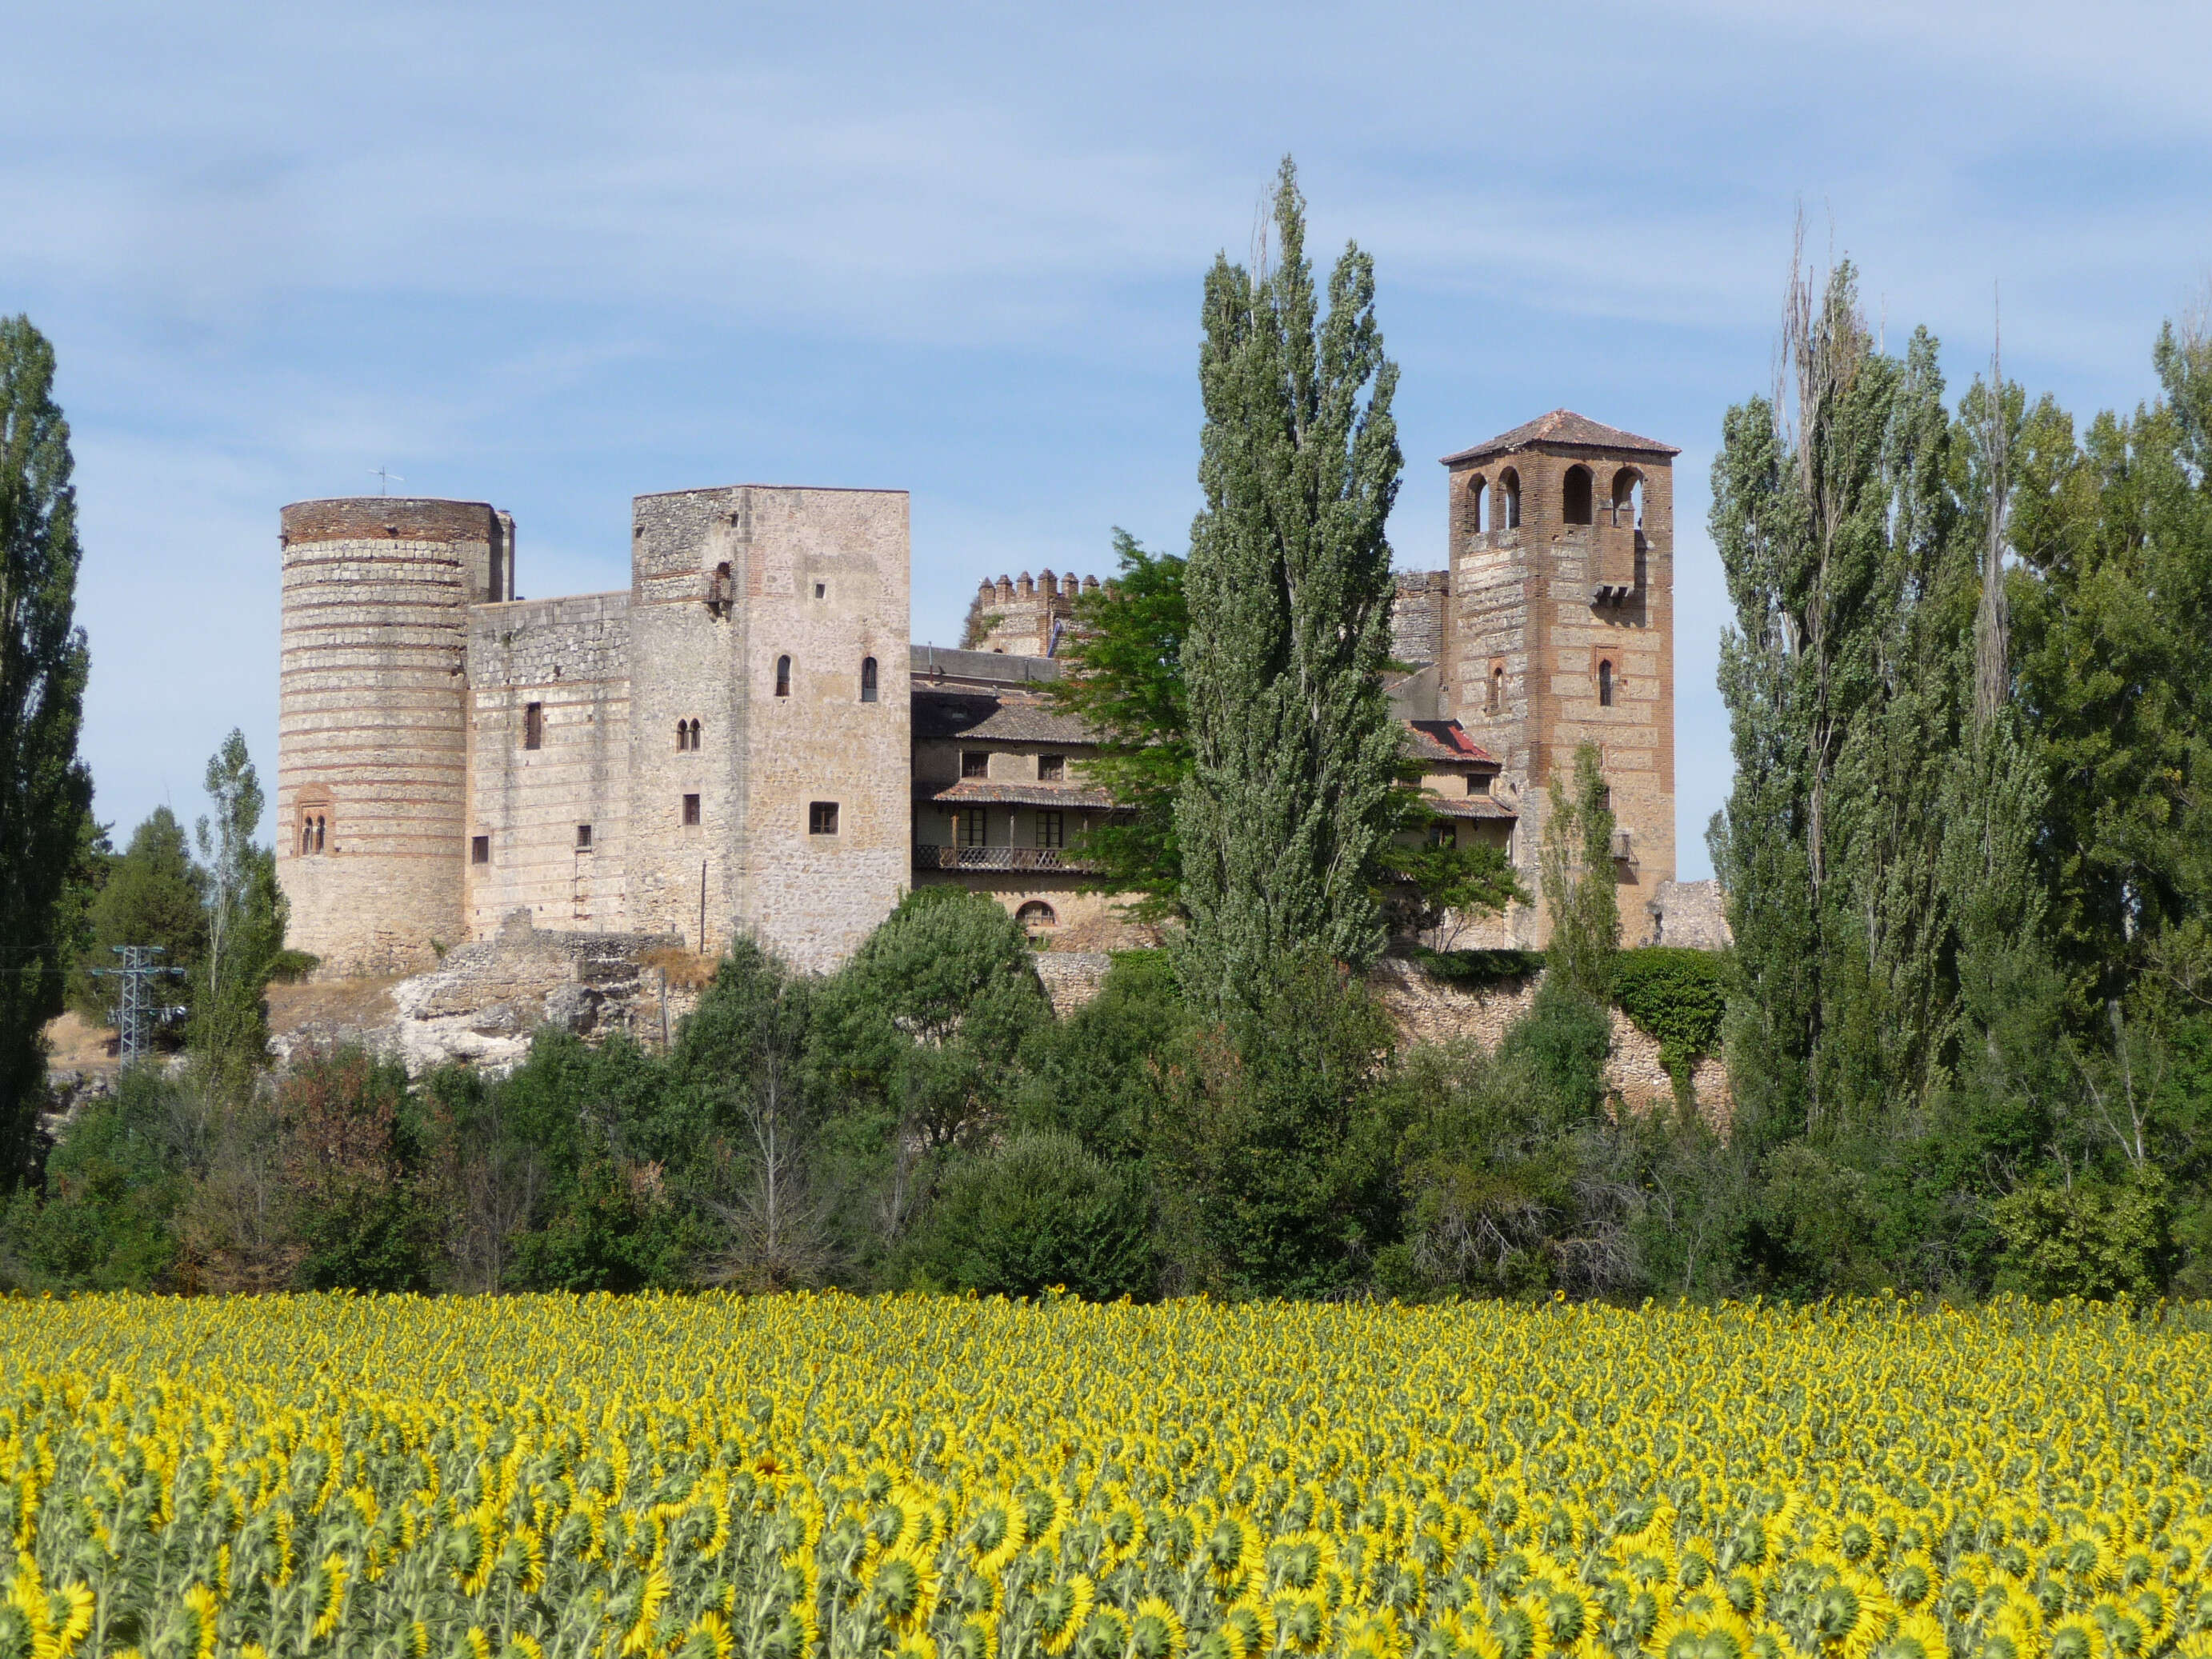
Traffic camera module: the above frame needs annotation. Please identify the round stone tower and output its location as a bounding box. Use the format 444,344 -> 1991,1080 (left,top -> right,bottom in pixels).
277,497 -> 513,974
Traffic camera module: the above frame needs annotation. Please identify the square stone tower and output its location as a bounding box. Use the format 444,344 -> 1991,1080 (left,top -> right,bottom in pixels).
1439,411 -> 1679,945
626,485 -> 912,972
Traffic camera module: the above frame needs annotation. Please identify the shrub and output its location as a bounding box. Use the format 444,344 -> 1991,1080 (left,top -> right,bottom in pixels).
905,1133 -> 1156,1301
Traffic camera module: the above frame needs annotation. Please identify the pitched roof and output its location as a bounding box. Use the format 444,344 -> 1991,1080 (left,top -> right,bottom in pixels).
912,689 -> 1094,746
1428,795 -> 1518,821
920,781 -> 1118,811
1440,410 -> 1679,466
1404,720 -> 1499,766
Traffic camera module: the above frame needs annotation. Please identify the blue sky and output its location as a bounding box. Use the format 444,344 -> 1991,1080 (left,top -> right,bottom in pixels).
6,0 -> 2209,877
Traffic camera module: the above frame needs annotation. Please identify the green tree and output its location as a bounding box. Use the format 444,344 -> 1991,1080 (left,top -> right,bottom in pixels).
902,1133 -> 1157,1301
0,317 -> 94,1184
1541,743 -> 1621,1002
1174,158 -> 1405,1013
69,807 -> 206,1032
1155,953 -> 1399,1297
188,731 -> 291,1101
1049,532 -> 1189,916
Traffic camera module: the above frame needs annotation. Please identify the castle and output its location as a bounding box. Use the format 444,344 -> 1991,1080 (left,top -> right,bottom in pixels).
275,411 -> 1682,977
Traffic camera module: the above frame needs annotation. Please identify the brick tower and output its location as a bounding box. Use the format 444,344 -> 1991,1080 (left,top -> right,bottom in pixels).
1438,411 -> 1679,945
277,498 -> 514,974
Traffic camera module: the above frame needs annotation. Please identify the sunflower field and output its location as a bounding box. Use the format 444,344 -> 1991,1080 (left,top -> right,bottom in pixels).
2,1293 -> 2210,1659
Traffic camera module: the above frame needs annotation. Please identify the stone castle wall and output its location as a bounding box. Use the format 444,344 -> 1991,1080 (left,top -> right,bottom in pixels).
968,570 -> 1099,656
465,592 -> 634,938
1390,570 -> 1452,668
625,486 -> 913,972
1441,448 -> 1677,945
278,498 -> 512,975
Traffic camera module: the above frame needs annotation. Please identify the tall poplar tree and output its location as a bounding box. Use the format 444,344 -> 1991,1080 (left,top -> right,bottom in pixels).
0,317 -> 93,1184
1174,158 -> 1404,1013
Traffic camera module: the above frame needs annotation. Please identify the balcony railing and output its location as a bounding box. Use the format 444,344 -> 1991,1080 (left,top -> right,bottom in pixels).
914,845 -> 1099,873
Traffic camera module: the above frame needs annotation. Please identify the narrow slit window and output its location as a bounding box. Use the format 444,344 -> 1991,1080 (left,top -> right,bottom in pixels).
809,801 -> 839,835
523,702 -> 543,750
470,835 -> 490,865
682,794 -> 701,827
1598,660 -> 1614,708
576,823 -> 593,850
774,656 -> 791,698
315,816 -> 326,852
1489,666 -> 1506,715
860,656 -> 878,703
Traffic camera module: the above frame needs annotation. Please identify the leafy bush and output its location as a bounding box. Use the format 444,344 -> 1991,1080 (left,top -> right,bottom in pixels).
904,1133 -> 1156,1301
1408,947 -> 1544,989
1610,947 -> 1731,1100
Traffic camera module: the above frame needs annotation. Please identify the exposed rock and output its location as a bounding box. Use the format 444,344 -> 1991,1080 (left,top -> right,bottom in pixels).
270,913 -> 703,1076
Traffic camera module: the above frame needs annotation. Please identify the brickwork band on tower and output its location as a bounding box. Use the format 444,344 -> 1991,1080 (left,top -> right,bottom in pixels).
274,411 -> 1688,977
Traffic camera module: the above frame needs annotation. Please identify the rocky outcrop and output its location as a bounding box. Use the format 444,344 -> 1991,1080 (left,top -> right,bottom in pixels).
270,913 -> 706,1076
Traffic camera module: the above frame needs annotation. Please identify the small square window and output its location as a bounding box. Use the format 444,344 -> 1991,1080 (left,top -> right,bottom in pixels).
682,794 -> 701,827
1038,754 -> 1065,782
576,823 -> 593,850
1467,774 -> 1490,797
810,801 -> 839,835
1429,822 -> 1457,849
470,835 -> 490,865
523,702 -> 543,750
814,582 -> 826,600
1036,810 -> 1064,849
962,750 -> 990,779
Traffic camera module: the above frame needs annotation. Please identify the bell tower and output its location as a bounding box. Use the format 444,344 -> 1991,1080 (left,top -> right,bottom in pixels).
1438,410 -> 1679,945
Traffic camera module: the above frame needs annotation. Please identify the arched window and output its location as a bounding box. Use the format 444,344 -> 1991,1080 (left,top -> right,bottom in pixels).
315,816 -> 326,853
1488,666 -> 1506,716
1563,465 -> 1594,526
774,655 -> 791,698
860,656 -> 878,703
688,718 -> 701,749
675,720 -> 688,751
1466,473 -> 1486,534
302,819 -> 313,856
1016,900 -> 1058,931
1598,659 -> 1614,708
1611,468 -> 1643,529
1499,469 -> 1522,530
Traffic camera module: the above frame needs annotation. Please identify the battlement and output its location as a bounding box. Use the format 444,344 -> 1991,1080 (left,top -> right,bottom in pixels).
963,569 -> 1104,657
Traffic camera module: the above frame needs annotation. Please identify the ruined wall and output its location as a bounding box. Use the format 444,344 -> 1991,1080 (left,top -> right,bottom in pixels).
1390,570 -> 1452,667
278,498 -> 510,975
464,593 -> 633,938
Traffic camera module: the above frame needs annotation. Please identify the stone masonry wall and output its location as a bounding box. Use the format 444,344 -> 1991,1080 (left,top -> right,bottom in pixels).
465,593 -> 634,938
1442,449 -> 1676,946
278,498 -> 501,976
1390,570 -> 1452,667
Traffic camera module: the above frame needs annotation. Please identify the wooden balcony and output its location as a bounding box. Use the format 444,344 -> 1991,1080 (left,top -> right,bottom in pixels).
914,845 -> 1101,874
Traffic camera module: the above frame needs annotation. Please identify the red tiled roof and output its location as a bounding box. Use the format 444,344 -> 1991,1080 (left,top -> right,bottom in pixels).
1405,720 -> 1498,765
1440,409 -> 1679,466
